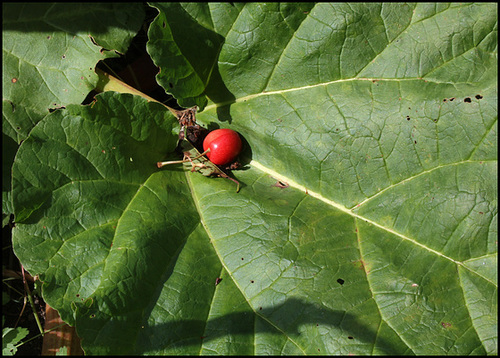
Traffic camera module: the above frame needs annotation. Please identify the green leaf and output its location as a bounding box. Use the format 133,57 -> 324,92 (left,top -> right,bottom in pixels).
2,327 -> 29,356
55,346 -> 69,356
11,3 -> 497,355
2,3 -> 144,143
146,3 -> 217,110
2,3 -> 145,221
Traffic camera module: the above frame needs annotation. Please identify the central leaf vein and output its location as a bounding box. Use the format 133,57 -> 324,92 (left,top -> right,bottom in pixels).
249,159 -> 484,273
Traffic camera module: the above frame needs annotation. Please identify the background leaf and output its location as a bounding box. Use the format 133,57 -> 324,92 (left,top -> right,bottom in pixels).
146,2 -> 225,110
11,2 -> 497,355
2,2 -> 145,142
2,326 -> 29,356
2,2 -> 145,223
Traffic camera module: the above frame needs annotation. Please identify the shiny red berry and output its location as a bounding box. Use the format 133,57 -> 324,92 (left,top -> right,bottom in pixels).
203,128 -> 242,165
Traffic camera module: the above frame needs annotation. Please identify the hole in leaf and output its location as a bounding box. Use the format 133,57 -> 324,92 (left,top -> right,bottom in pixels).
337,278 -> 345,285
348,336 -> 354,340
273,181 -> 289,189
475,94 -> 483,100
464,97 -> 472,103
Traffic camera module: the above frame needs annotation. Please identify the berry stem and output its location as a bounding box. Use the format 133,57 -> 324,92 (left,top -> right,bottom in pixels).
157,148 -> 210,168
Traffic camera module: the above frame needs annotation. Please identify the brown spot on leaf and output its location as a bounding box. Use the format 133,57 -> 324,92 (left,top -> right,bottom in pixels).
273,181 -> 289,189
353,259 -> 370,273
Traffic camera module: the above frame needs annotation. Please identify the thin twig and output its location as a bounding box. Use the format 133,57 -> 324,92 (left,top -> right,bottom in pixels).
157,149 -> 210,168
21,266 -> 44,336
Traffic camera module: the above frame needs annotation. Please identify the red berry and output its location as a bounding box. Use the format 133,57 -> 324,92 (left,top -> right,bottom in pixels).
203,128 -> 242,165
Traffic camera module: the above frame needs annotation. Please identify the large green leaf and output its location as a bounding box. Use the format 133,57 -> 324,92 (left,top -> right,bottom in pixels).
2,3 -> 145,223
12,3 -> 497,355
2,2 -> 145,142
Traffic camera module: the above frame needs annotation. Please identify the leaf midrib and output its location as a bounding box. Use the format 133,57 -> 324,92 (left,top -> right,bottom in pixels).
249,159 -> 497,286
204,76 -> 485,111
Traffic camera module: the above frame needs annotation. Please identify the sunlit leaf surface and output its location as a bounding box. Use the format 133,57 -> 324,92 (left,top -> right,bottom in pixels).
11,3 -> 497,355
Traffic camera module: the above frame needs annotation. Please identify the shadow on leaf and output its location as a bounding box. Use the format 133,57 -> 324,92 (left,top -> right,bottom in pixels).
134,297 -> 400,355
